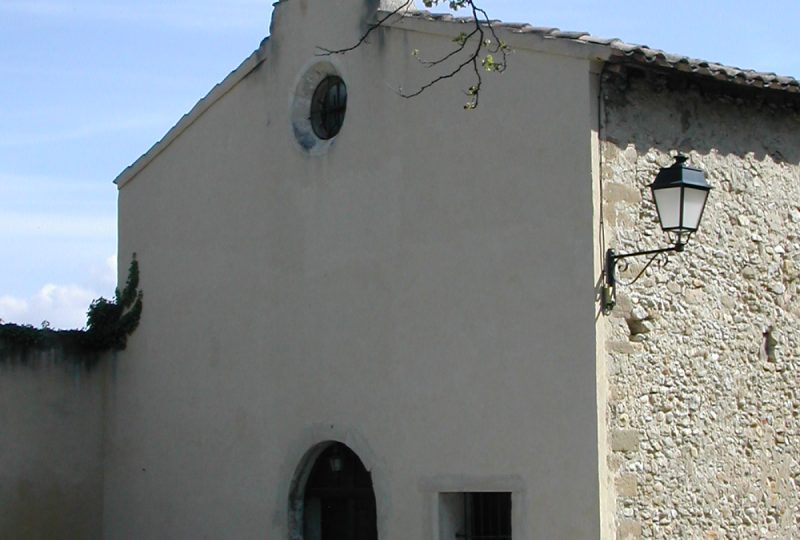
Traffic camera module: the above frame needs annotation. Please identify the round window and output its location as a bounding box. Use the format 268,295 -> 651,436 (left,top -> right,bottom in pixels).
310,76 -> 347,140
290,62 -> 347,153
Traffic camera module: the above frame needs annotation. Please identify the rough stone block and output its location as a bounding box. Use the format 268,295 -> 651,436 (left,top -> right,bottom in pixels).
611,429 -> 640,452
617,519 -> 642,539
616,474 -> 638,497
607,341 -> 640,354
606,183 -> 643,204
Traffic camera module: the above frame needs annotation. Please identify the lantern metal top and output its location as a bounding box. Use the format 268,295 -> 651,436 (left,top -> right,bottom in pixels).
650,155 -> 711,192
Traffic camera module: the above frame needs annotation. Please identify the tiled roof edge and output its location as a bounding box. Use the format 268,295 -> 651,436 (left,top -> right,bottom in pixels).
391,10 -> 800,95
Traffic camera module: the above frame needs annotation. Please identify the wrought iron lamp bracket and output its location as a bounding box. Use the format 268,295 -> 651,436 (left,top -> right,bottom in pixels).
602,242 -> 685,314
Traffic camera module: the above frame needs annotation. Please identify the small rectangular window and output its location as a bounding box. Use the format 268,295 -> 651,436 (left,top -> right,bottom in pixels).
439,492 -> 512,540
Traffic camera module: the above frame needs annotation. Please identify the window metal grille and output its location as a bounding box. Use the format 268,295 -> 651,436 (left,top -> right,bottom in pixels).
456,492 -> 512,540
310,75 -> 347,140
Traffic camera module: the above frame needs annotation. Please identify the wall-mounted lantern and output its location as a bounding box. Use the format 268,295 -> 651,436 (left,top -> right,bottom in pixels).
603,155 -> 712,313
328,445 -> 344,473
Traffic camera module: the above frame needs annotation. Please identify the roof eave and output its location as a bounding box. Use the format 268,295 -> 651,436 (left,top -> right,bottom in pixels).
382,10 -> 615,64
384,10 -> 800,97
114,38 -> 269,189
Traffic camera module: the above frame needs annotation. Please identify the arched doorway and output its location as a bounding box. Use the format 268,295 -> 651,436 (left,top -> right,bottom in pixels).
291,441 -> 378,540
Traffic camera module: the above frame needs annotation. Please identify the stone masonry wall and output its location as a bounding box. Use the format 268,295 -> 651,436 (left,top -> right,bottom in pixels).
601,71 -> 800,538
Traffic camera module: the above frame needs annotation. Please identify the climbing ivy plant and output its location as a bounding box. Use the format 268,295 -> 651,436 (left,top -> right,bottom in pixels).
0,254 -> 143,364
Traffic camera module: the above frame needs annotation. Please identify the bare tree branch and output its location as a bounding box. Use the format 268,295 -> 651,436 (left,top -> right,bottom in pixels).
316,0 -> 509,109
401,1 -> 507,108
315,0 -> 415,56
401,13 -> 484,107
415,27 -> 480,68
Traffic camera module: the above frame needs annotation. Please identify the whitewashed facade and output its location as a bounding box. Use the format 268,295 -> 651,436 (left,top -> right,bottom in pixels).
6,0 -> 799,539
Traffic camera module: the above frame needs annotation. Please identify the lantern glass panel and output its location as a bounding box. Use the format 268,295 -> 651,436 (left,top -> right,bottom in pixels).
653,186 -> 682,230
682,187 -> 709,231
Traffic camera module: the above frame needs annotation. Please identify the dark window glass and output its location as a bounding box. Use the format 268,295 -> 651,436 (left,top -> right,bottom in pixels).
458,492 -> 512,540
310,76 -> 347,140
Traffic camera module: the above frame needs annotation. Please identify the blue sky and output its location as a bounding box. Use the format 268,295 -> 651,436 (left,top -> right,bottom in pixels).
2,0 -> 798,328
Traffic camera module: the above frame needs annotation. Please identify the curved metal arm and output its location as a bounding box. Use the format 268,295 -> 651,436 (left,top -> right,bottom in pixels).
602,242 -> 684,313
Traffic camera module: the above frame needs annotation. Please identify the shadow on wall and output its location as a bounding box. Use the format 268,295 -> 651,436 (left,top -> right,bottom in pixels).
601,67 -> 800,166
2,480 -> 101,540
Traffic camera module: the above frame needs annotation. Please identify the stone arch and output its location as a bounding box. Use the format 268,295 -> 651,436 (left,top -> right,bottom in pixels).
288,440 -> 378,540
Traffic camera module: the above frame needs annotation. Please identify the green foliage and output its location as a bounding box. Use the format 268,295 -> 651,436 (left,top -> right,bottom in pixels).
0,254 -> 143,365
0,323 -> 54,348
84,254 -> 143,351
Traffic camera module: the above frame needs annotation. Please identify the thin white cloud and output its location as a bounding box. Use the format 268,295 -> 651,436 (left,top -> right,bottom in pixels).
90,254 -> 118,289
0,1 -> 267,31
0,172 -> 111,198
0,296 -> 27,315
0,212 -> 115,239
0,283 -> 97,330
0,114 -> 170,147
0,252 -> 118,329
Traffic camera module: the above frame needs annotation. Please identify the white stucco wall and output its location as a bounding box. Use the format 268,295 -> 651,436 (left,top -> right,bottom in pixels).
109,1 -> 603,538
0,351 -> 105,540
